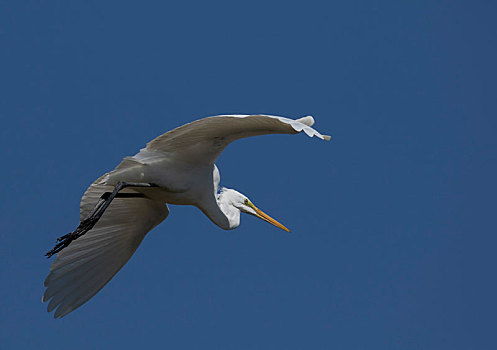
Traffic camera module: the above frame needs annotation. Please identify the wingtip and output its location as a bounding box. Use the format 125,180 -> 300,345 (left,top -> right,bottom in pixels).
295,115 -> 315,127
323,135 -> 331,141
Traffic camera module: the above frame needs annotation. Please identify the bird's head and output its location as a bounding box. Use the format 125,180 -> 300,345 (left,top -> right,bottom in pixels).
219,188 -> 290,232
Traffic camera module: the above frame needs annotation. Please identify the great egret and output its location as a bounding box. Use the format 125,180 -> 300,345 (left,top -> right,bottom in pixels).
43,114 -> 330,318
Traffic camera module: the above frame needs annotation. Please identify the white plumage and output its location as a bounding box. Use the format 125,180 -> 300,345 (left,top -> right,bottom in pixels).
43,114 -> 330,318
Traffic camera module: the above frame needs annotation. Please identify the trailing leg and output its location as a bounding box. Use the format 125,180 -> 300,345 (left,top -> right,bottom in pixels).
45,182 -> 156,257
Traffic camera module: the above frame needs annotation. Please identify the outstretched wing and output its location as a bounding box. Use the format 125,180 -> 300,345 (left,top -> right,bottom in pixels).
145,115 -> 330,164
43,182 -> 169,318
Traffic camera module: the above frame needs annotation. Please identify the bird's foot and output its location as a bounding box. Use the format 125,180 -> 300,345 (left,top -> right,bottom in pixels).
45,218 -> 96,258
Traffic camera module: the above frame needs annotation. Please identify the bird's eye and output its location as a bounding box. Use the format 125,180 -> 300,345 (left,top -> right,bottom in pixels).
244,199 -> 249,205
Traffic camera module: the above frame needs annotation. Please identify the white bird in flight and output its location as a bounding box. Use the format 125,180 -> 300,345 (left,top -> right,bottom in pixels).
43,114 -> 330,318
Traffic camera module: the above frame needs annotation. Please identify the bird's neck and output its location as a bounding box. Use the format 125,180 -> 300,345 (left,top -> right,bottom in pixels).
199,190 -> 240,230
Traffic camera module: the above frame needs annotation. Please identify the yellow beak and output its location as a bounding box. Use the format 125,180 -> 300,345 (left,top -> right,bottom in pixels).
247,202 -> 290,232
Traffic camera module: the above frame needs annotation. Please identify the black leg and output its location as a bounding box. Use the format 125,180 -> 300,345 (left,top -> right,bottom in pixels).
45,182 -> 157,258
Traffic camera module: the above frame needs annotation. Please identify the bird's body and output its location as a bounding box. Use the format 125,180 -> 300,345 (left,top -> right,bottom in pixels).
44,114 -> 330,318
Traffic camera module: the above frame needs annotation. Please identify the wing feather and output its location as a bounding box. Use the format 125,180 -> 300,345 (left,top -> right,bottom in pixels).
145,114 -> 330,164
43,183 -> 169,318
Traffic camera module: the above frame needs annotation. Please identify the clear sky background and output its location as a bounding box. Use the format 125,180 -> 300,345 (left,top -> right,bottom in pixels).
0,1 -> 496,349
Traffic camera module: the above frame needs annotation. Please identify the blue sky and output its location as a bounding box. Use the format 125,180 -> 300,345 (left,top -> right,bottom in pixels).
1,1 -> 496,349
